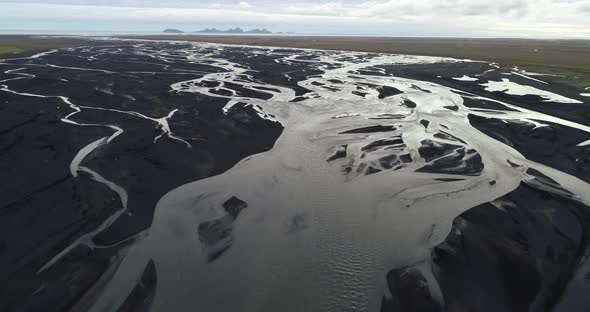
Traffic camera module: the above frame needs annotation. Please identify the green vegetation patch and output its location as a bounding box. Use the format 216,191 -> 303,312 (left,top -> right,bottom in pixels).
0,46 -> 25,55
0,35 -> 89,56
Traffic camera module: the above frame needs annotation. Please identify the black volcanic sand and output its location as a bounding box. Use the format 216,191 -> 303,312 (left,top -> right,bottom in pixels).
379,62 -> 590,126
1,41 -> 590,312
380,93 -> 590,311
220,48 -> 324,96
0,42 -> 282,311
116,260 -> 157,312
377,63 -> 590,311
382,182 -> 590,312
469,115 -> 590,184
0,93 -> 121,312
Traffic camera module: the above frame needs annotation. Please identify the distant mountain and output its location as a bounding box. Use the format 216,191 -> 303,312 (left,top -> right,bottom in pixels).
226,27 -> 244,33
193,28 -> 272,34
163,28 -> 184,33
193,28 -> 236,33
245,28 -> 272,34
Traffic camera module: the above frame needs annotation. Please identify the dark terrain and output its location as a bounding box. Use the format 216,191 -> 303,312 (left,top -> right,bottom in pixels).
0,38 -> 589,312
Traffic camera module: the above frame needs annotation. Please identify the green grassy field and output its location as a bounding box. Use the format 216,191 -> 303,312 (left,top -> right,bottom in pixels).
0,36 -> 88,57
2,35 -> 589,90
0,46 -> 24,55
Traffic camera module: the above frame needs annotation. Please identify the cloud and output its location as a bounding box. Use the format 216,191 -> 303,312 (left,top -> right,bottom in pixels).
209,2 -> 253,9
284,2 -> 343,16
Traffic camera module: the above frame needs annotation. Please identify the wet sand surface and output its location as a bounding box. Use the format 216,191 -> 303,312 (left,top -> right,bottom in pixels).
1,39 -> 590,312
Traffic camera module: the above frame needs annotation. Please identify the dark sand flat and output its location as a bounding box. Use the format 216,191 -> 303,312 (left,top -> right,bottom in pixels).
1,38 -> 589,312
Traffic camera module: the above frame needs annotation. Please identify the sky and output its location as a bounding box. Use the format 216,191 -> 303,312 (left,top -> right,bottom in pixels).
0,0 -> 590,38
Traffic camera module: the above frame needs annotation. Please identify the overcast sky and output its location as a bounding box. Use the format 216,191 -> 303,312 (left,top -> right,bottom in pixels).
1,0 -> 589,38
